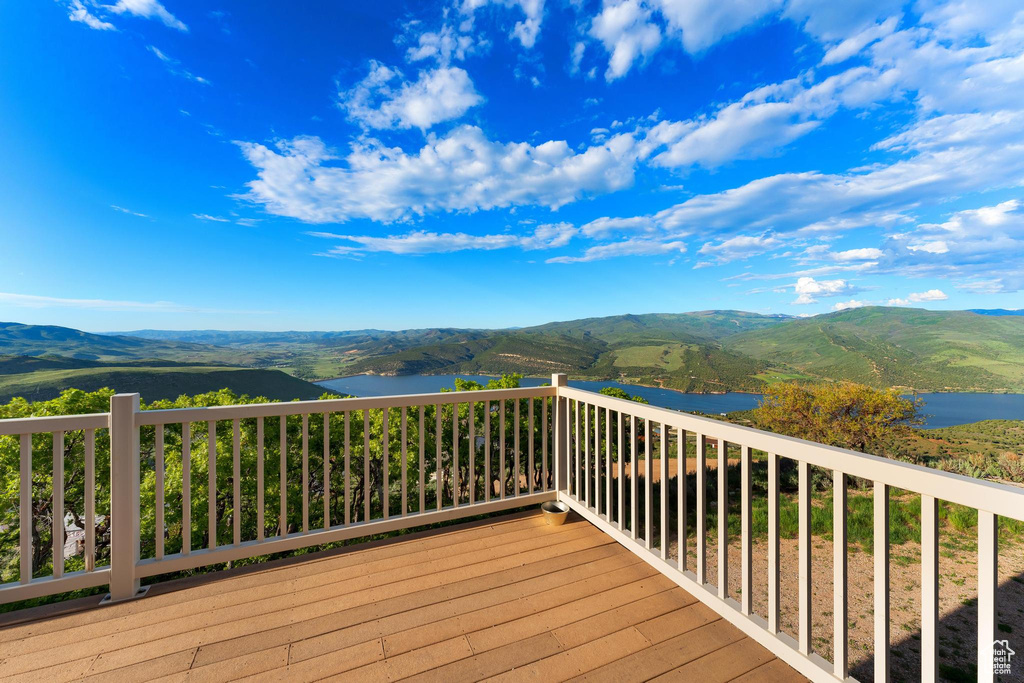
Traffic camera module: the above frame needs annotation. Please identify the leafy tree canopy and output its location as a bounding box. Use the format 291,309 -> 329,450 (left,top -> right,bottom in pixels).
598,386 -> 649,404
752,382 -> 923,454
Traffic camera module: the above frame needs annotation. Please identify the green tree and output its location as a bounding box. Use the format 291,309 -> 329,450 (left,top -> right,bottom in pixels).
446,374 -> 553,498
752,382 -> 924,455
1,377 -> 554,584
598,386 -> 649,404
0,389 -> 114,581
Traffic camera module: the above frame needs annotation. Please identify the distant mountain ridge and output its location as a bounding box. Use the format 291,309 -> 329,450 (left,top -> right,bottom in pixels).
347,311 -> 790,392
723,307 -> 1024,392
105,327 -> 493,346
0,358 -> 330,403
348,308 -> 1024,393
0,324 -> 331,402
0,322 -> 215,360
520,311 -> 791,344
4,307 -> 1024,394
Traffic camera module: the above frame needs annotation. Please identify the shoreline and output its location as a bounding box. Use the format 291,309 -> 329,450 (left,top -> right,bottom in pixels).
313,372 -> 1024,396
313,372 -> 761,395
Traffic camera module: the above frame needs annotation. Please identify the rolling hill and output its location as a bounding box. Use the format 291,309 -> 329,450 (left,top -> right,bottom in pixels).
109,327 -> 492,348
0,356 -> 331,403
723,307 -> 1024,392
520,311 -> 789,344
107,326 -> 497,380
348,308 -> 1024,393
0,322 -> 226,362
348,333 -> 607,376
5,308 -> 1024,396
348,312 -> 785,392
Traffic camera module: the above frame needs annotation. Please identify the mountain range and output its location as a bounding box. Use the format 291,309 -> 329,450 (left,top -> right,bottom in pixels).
2,306 -> 1024,401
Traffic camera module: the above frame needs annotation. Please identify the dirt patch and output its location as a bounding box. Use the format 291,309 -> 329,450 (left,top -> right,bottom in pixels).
663,533 -> 1024,681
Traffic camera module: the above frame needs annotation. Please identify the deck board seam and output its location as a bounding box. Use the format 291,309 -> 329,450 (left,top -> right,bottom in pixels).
723,656 -> 782,682
4,541 -> 627,679
287,552 -> 648,663
0,511 -> 805,683
407,578 -> 671,679
0,513 -> 558,636
666,638 -> 778,682
0,524 -> 606,658
294,567 -> 663,680
174,542 -> 638,672
547,585 -> 676,651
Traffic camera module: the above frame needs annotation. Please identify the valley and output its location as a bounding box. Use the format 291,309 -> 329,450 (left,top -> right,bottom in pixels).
2,307 -> 1024,403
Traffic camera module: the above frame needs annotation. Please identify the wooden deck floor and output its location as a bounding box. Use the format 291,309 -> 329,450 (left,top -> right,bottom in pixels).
0,510 -> 806,682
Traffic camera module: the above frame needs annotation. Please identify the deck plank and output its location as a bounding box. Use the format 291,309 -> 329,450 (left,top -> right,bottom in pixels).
0,510 -> 805,683
0,514 -> 584,658
729,657 -> 809,682
650,638 -> 776,682
290,547 -> 639,663
5,523 -> 605,677
484,626 -> 653,681
551,590 -> 699,650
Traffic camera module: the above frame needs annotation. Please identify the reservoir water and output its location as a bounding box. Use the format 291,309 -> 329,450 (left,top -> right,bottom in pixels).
317,374 -> 1024,429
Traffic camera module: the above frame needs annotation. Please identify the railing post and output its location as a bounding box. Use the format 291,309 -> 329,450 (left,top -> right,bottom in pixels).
978,511 -> 998,681
552,374 -> 568,493
106,393 -> 144,603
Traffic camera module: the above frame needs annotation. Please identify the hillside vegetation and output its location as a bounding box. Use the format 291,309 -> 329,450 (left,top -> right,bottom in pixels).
349,308 -> 1024,393
723,307 -> 1024,392
4,307 -> 1024,394
521,311 -> 789,344
351,312 -> 787,392
349,333 -> 606,376
0,357 -> 329,402
0,322 -> 216,361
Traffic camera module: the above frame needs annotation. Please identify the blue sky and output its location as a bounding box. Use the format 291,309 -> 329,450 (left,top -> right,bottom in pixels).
1,0 -> 1022,331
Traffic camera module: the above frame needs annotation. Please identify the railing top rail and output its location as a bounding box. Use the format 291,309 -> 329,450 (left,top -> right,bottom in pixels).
558,385 -> 1024,522
135,385 -> 557,426
0,412 -> 109,437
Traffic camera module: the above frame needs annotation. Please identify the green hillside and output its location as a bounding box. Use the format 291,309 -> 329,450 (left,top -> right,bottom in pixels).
0,322 -> 233,362
6,308 -> 1024,395
0,362 -> 330,403
351,323 -> 772,393
522,311 -> 789,344
110,327 -> 490,347
723,307 -> 1024,392
349,333 -> 606,376
108,326 -> 497,380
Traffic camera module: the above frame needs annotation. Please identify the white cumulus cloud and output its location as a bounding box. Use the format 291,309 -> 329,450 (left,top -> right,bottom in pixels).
109,0 -> 187,31
651,0 -> 783,54
792,276 -> 856,304
342,64 -> 485,133
888,289 -> 948,305
340,63 -> 483,131
589,0 -> 662,81
462,0 -> 546,48
237,127 -> 639,223
833,299 -> 868,311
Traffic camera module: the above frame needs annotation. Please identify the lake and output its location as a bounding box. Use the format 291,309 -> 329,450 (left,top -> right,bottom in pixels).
316,374 -> 1024,429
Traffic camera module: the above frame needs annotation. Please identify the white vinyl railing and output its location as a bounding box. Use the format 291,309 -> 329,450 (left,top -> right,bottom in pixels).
555,381 -> 1024,683
1,386 -> 558,604
2,374 -> 1022,682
